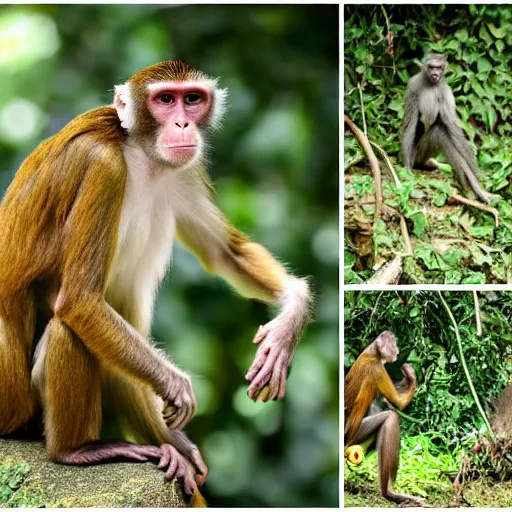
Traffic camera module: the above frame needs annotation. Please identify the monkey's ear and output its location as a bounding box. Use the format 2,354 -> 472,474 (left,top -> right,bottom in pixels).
113,84 -> 135,131
209,87 -> 229,129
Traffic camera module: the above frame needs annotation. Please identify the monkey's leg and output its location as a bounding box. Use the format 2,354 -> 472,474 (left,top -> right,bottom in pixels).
0,291 -> 37,435
43,318 -> 188,486
350,411 -> 392,444
428,125 -> 491,203
376,410 -> 425,506
101,368 -> 207,493
106,295 -> 208,485
414,158 -> 438,171
414,134 -> 449,175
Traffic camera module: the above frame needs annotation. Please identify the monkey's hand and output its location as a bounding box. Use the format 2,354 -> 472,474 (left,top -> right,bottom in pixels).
401,363 -> 416,385
161,369 -> 197,429
158,443 -> 201,497
245,317 -> 299,401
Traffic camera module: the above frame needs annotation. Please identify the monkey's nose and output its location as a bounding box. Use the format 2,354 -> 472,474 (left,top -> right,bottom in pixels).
175,122 -> 189,129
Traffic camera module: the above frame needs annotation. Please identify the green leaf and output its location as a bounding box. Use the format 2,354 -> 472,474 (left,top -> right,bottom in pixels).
455,28 -> 468,42
487,22 -> 506,38
477,58 -> 492,73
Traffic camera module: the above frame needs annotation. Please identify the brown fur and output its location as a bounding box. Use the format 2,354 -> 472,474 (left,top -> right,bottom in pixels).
492,384 -> 512,438
345,347 -> 416,446
0,60 -> 309,507
0,64 -> 207,505
345,339 -> 423,506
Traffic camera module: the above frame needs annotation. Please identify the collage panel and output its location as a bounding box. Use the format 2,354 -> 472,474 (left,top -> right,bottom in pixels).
344,5 -> 512,285
344,290 -> 512,507
0,4 -> 339,509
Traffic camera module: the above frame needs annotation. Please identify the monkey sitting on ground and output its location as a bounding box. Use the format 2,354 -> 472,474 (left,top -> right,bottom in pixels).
345,331 -> 425,506
0,60 -> 312,505
401,53 -> 491,204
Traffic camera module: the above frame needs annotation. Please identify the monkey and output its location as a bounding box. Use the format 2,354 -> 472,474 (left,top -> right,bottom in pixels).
401,53 -> 491,204
0,60 -> 311,504
345,331 -> 424,506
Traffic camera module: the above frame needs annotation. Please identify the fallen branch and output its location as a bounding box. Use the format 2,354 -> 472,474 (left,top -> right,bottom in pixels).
399,211 -> 413,256
370,140 -> 402,188
473,290 -> 482,337
367,255 -> 402,284
344,114 -> 383,219
448,194 -> 500,228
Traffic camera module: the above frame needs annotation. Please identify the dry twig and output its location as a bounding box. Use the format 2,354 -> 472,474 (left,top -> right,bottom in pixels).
344,114 -> 383,219
448,193 -> 500,228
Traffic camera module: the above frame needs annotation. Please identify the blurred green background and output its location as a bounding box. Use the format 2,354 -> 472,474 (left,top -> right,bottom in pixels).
0,4 -> 339,507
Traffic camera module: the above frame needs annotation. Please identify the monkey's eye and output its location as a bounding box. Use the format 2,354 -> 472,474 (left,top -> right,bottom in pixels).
185,93 -> 202,105
158,93 -> 174,104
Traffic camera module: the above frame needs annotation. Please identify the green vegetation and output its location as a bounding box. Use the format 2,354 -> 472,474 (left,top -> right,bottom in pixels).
345,5 -> 512,283
0,460 -> 45,508
344,291 -> 512,506
0,5 -> 338,507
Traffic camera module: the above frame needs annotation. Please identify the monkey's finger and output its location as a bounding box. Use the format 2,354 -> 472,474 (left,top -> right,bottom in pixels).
268,360 -> 286,400
182,471 -> 197,497
248,352 -> 278,398
277,367 -> 287,400
245,345 -> 271,381
174,404 -> 193,430
194,461 -> 208,486
164,456 -> 179,481
253,324 -> 269,344
158,445 -> 172,470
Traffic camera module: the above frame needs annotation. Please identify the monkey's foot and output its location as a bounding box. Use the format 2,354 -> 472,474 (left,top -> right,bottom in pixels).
389,494 -> 430,508
55,441 -> 161,465
158,443 -> 198,496
414,158 -> 438,171
56,441 -> 198,496
245,319 -> 295,401
168,429 -> 208,485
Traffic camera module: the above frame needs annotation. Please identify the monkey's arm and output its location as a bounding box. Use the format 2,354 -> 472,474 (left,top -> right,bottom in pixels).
401,87 -> 420,169
55,141 -> 196,429
176,181 -> 311,402
376,364 -> 416,410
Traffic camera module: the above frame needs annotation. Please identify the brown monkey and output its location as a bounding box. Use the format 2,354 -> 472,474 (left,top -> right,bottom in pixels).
345,331 -> 424,506
0,60 -> 311,503
401,53 -> 491,203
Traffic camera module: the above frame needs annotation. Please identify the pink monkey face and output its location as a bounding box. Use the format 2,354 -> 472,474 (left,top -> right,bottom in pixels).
147,82 -> 213,167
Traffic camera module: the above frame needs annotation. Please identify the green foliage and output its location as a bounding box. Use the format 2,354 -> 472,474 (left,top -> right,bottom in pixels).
0,461 -> 45,507
344,291 -> 512,441
344,5 -> 512,283
0,5 -> 338,507
345,434 -> 458,504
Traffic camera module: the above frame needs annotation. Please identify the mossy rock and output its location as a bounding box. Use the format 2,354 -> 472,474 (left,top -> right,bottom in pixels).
0,439 -> 187,507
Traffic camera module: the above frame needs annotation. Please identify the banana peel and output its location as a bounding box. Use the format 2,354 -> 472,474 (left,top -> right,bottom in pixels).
345,445 -> 365,465
345,434 -> 376,465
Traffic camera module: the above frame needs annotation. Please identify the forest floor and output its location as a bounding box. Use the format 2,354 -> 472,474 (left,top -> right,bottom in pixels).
344,163 -> 511,284
344,434 -> 512,508
344,477 -> 512,507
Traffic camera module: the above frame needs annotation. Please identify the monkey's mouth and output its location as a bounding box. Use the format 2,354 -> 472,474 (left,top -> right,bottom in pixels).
165,145 -> 197,150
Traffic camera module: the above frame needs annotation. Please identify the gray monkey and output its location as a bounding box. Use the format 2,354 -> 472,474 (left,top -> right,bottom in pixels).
401,53 -> 491,203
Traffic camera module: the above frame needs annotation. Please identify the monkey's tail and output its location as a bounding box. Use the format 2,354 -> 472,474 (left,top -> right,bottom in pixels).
492,384 -> 512,438
190,489 -> 207,508
431,125 -> 490,203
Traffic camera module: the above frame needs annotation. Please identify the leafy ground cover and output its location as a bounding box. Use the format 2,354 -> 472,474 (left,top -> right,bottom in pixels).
344,5 -> 512,283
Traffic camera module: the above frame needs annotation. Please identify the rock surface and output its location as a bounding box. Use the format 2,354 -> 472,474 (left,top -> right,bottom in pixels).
0,439 -> 187,507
